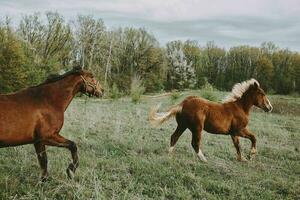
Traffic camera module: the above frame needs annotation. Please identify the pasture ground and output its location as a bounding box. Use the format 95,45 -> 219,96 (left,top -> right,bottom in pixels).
0,90 -> 299,199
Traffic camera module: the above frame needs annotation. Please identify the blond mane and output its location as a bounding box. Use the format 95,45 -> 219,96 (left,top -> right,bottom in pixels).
223,78 -> 259,103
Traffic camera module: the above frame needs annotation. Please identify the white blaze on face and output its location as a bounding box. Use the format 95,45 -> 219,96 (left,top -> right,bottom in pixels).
265,98 -> 273,112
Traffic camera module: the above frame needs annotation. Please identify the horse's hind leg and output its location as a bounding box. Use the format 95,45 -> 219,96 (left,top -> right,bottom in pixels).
169,125 -> 186,153
44,134 -> 78,179
191,127 -> 207,162
34,142 -> 48,181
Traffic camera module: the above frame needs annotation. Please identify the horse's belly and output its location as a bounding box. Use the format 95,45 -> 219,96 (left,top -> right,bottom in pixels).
204,119 -> 231,134
0,111 -> 36,147
0,134 -> 33,147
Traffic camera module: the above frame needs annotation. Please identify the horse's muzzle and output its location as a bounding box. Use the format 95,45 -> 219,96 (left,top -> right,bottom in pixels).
95,89 -> 104,98
263,102 -> 273,112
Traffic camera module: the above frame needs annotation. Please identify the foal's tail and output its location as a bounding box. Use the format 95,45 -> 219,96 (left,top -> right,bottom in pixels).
149,103 -> 182,126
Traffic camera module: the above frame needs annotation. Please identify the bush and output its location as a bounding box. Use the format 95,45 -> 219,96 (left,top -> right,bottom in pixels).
201,90 -> 218,102
109,83 -> 121,100
130,75 -> 145,103
170,90 -> 182,104
201,78 -> 215,91
170,90 -> 181,100
200,78 -> 218,101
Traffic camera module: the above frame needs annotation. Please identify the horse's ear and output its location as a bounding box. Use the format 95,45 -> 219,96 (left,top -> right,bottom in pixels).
73,65 -> 82,71
72,65 -> 84,75
253,82 -> 259,89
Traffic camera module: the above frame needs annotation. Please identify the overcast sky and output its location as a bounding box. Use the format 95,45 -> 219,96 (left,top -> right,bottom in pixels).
0,0 -> 299,51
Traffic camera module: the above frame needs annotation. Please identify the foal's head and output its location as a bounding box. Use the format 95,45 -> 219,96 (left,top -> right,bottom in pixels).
223,79 -> 273,112
247,81 -> 273,112
79,71 -> 104,97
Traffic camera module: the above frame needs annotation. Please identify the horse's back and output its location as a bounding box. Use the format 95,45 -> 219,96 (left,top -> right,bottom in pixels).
179,96 -> 233,134
181,96 -> 221,113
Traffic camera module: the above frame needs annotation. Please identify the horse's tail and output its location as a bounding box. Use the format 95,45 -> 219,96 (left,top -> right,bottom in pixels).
149,103 -> 182,126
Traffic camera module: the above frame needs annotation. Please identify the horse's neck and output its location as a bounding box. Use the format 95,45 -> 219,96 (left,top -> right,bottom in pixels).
236,94 -> 254,115
44,75 -> 82,111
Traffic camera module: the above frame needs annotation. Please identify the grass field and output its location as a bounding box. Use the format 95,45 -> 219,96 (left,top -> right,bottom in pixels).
0,90 -> 299,199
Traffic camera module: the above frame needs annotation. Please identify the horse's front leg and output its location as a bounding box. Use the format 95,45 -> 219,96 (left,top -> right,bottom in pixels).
239,128 -> 257,160
231,135 -> 247,162
34,142 -> 48,181
44,134 -> 79,179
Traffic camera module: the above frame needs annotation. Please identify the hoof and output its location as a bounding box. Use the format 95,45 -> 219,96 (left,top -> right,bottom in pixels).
248,153 -> 256,160
168,147 -> 175,154
66,163 -> 77,179
237,156 -> 248,162
40,175 -> 48,182
66,168 -> 75,179
197,153 -> 207,162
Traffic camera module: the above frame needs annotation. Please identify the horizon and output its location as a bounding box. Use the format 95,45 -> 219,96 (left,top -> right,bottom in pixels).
0,0 -> 299,51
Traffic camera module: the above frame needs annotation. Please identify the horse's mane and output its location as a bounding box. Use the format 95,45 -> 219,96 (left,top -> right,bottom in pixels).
222,78 -> 259,103
33,66 -> 84,87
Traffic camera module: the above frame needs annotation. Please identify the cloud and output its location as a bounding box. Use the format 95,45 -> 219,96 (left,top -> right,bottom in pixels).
0,0 -> 299,50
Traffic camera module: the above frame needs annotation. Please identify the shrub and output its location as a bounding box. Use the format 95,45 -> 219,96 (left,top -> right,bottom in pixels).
201,90 -> 218,102
109,83 -> 121,100
130,75 -> 145,103
170,90 -> 182,104
171,90 -> 181,100
200,78 -> 218,101
201,78 -> 215,91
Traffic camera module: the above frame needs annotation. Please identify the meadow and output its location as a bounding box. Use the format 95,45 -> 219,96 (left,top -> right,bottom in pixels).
0,90 -> 299,200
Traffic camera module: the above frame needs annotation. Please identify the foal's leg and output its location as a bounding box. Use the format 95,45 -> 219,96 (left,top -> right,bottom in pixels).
231,135 -> 247,162
34,142 -> 48,181
191,127 -> 207,162
44,134 -> 78,179
239,129 -> 257,160
169,125 -> 186,153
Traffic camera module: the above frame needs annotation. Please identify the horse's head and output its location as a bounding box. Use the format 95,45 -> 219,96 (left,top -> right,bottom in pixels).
250,82 -> 273,112
79,71 -> 104,98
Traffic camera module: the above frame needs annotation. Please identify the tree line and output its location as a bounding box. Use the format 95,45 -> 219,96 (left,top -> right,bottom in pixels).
0,12 -> 299,95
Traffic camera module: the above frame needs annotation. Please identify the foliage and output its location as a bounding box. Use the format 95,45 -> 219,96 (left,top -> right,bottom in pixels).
201,90 -> 218,102
109,82 -> 121,100
130,75 -> 145,103
201,77 -> 215,91
170,90 -> 181,101
0,13 -> 299,95
0,23 -> 27,93
166,41 -> 197,90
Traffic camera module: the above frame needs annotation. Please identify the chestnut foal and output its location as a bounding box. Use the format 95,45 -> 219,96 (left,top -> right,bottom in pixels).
150,79 -> 272,162
0,67 -> 104,181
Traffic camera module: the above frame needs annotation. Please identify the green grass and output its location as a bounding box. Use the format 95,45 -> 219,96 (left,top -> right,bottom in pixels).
0,90 -> 299,199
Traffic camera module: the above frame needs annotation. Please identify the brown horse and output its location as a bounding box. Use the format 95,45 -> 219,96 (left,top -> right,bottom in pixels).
0,67 -> 104,181
150,79 -> 273,162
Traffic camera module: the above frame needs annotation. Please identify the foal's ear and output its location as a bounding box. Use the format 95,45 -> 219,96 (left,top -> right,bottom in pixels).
253,82 -> 259,89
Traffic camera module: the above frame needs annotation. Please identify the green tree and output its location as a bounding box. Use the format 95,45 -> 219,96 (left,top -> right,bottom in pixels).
111,28 -> 165,93
18,12 -> 73,71
271,50 -> 295,94
200,42 -> 226,89
0,22 -> 27,93
254,56 -> 273,91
